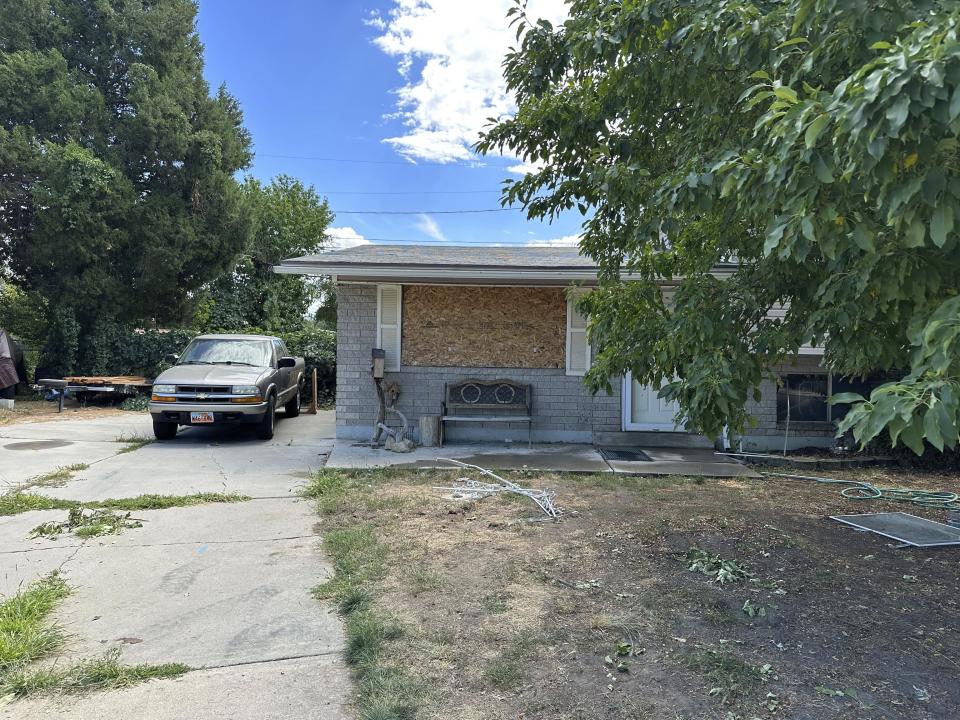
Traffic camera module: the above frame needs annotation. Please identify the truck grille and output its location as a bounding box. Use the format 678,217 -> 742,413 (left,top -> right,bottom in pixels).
166,385 -> 235,403
176,386 -> 231,394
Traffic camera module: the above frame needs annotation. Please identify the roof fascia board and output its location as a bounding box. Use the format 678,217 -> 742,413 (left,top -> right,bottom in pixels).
274,263 -> 737,281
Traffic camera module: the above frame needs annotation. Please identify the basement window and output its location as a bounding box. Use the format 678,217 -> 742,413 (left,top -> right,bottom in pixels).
777,372 -> 889,425
777,374 -> 831,424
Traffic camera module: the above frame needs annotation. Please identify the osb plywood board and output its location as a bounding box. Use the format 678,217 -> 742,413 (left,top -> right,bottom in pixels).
402,286 -> 566,368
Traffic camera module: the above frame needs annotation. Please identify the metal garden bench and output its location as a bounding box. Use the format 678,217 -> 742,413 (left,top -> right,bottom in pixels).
440,379 -> 533,448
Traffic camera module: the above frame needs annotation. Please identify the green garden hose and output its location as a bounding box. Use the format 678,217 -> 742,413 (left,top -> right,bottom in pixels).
761,472 -> 960,512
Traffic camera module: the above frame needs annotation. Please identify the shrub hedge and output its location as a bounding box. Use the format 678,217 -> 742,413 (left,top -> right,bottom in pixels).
34,325 -> 336,403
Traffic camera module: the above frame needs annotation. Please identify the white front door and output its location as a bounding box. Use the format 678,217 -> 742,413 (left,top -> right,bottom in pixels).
622,373 -> 683,431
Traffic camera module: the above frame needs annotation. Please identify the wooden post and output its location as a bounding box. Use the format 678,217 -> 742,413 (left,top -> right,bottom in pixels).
419,415 -> 441,447
310,367 -> 319,414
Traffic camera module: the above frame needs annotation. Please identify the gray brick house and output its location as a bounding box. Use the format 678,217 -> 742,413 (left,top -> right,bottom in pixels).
276,244 -> 840,451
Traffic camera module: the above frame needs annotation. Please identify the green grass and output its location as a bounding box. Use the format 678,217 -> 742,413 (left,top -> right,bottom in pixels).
115,435 -> 154,454
2,650 -> 190,697
481,592 -> 508,614
0,577 -> 190,698
301,469 -> 411,515
312,526 -> 388,603
681,648 -> 774,704
310,510 -> 420,719
24,464 -> 90,490
404,564 -> 443,597
0,493 -> 76,516
482,630 -> 539,691
0,574 -> 70,673
0,492 -> 250,517
484,657 -> 523,690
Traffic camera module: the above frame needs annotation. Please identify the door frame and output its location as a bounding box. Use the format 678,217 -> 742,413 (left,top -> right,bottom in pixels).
621,373 -> 684,432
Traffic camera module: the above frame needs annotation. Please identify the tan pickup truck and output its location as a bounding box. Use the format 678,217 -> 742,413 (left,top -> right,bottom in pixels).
149,334 -> 305,441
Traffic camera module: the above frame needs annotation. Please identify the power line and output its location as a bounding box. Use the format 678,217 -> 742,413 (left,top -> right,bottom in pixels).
332,208 -> 521,215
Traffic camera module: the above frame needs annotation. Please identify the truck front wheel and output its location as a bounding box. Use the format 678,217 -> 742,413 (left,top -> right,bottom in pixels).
152,419 -> 178,440
256,395 -> 276,440
284,382 -> 303,417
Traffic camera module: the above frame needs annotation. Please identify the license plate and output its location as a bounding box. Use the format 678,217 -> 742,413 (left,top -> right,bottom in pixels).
190,411 -> 215,424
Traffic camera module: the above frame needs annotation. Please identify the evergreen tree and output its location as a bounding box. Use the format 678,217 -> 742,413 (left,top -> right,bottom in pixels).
0,0 -> 253,368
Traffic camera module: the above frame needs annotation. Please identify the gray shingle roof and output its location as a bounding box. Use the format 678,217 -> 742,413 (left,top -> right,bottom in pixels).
280,244 -> 596,270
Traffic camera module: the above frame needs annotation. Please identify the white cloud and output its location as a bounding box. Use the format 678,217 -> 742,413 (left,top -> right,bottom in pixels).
372,0 -> 569,164
325,226 -> 371,250
506,160 -> 545,176
415,214 -> 447,242
525,234 -> 581,247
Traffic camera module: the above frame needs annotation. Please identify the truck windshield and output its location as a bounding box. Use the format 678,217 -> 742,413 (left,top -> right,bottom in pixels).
179,339 -> 272,367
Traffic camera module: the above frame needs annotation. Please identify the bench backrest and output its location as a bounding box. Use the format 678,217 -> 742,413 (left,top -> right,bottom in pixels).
444,379 -> 532,412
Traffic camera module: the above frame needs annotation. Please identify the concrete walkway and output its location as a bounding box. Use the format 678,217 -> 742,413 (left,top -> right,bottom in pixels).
327,439 -> 759,478
0,411 -> 349,720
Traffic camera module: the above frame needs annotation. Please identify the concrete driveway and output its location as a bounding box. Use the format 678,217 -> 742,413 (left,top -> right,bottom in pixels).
0,411 -> 349,720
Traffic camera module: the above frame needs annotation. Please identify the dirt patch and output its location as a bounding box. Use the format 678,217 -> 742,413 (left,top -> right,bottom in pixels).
316,467 -> 960,719
0,399 -> 134,426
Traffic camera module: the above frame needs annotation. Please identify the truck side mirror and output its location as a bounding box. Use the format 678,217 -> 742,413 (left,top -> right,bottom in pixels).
165,353 -> 179,364
278,356 -> 296,368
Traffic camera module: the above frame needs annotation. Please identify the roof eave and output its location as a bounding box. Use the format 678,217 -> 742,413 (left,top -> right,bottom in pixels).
273,262 -> 738,281
274,263 -> 600,281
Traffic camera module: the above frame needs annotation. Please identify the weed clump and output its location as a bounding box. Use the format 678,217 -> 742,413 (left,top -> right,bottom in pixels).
685,547 -> 752,584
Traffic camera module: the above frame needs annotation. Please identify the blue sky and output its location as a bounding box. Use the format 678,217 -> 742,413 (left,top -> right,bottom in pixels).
196,0 -> 583,249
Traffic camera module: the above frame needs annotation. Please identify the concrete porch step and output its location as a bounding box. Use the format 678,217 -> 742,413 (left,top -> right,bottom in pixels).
593,431 -> 715,449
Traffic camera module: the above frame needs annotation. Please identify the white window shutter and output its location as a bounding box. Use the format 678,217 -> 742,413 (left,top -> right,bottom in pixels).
566,294 -> 591,376
377,285 -> 402,371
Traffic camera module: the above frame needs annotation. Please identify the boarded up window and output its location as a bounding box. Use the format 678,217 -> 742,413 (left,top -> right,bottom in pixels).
402,286 -> 566,368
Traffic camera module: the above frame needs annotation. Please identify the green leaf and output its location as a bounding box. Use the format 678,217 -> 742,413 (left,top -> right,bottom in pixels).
886,96 -> 910,133
852,224 -> 874,252
813,155 -> 834,183
829,392 -> 865,405
930,204 -> 954,248
870,41 -> 893,50
750,70 -> 771,81
934,400 -> 958,450
791,0 -> 814,36
923,406 -> 945,451
774,86 -> 799,104
776,37 -> 809,50
804,114 -> 830,149
899,417 -> 926,455
905,217 -> 926,247
950,85 -> 960,122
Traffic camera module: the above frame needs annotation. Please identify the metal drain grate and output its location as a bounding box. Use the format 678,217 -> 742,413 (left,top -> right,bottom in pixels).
831,512 -> 960,548
599,448 -> 652,462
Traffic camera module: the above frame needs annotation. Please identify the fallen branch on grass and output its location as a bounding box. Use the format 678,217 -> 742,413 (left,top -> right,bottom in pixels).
434,458 -> 561,519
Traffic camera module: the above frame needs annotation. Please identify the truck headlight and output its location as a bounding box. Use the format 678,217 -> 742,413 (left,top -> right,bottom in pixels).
152,384 -> 176,394
231,385 -> 263,404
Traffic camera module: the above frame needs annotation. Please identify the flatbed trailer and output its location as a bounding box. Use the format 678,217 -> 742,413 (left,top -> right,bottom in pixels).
37,376 -> 152,412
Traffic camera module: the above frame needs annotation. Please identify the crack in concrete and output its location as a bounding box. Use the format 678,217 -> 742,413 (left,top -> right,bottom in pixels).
197,650 -> 342,672
0,534 -> 319,556
55,536 -> 89,574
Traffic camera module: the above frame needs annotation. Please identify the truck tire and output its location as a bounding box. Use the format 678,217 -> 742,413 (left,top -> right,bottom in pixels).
153,419 -> 178,440
256,394 -> 276,440
284,382 -> 302,417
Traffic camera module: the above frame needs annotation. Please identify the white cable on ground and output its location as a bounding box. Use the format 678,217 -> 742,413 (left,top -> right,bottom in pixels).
434,457 -> 561,519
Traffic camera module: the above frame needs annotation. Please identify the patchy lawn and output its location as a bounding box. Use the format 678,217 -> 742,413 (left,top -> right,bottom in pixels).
306,465 -> 960,720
